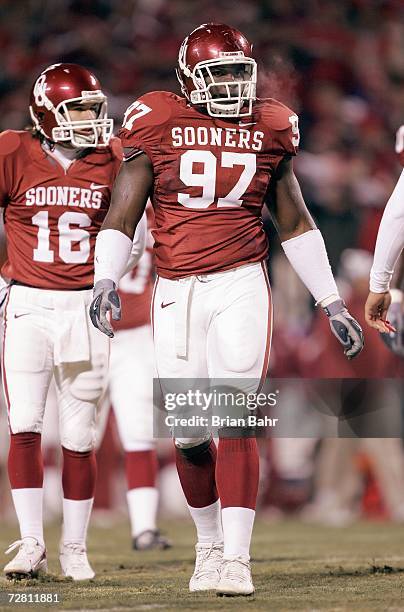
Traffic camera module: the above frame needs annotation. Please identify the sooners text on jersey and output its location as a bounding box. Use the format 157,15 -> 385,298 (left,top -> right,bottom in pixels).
119,91 -> 299,279
0,131 -> 122,289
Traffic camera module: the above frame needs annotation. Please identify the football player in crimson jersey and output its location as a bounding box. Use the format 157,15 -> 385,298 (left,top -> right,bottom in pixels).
0,63 -> 146,581
90,24 -> 363,595
365,125 -> 404,337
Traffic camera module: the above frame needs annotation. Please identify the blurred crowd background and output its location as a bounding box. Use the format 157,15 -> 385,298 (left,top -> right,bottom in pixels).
1,0 -> 404,529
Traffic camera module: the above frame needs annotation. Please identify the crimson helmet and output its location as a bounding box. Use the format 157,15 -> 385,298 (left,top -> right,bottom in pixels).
29,63 -> 113,148
176,23 -> 257,118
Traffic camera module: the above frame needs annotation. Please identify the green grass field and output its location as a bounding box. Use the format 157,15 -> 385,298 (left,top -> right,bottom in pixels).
0,519 -> 404,611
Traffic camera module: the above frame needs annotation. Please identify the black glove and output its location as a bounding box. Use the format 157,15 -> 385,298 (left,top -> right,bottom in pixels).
89,279 -> 121,338
323,298 -> 364,360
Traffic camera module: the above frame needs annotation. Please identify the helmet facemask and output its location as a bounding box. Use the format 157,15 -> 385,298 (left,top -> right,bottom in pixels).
29,87 -> 113,148
178,51 -> 257,118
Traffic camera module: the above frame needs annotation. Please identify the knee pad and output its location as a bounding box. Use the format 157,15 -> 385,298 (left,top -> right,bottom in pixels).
60,422 -> 96,453
175,435 -> 212,458
69,355 -> 108,404
9,409 -> 44,435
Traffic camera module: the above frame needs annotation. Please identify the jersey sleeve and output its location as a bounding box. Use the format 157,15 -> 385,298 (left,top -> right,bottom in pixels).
118,91 -> 174,163
0,131 -> 21,207
260,99 -> 300,159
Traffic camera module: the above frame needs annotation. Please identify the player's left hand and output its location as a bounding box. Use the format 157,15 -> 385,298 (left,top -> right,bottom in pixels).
89,279 -> 121,338
323,298 -> 364,359
364,290 -> 394,333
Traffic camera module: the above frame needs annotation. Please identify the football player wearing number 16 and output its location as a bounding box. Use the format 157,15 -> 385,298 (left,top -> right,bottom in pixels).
90,24 -> 364,596
0,63 -> 146,581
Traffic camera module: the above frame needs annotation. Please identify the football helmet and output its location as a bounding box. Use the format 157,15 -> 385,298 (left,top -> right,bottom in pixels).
29,63 -> 113,148
176,23 -> 257,118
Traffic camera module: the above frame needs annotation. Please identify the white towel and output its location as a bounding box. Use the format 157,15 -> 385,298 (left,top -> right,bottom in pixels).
54,300 -> 91,365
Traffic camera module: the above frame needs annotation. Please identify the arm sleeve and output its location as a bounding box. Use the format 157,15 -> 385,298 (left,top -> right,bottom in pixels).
281,229 -> 339,304
94,229 -> 133,285
369,170 -> 404,292
122,212 -> 147,274
0,131 -> 19,207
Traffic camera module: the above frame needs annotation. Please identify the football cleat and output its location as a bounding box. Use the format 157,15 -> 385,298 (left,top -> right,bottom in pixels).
216,556 -> 254,596
59,542 -> 95,580
4,538 -> 47,580
189,542 -> 223,592
132,529 -> 172,551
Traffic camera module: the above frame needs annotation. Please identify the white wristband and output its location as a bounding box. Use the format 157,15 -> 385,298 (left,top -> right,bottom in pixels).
94,229 -> 132,285
281,229 -> 339,304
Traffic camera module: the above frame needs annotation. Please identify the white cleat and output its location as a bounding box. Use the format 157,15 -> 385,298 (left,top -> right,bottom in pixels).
216,556 -> 255,596
59,543 -> 95,581
4,538 -> 47,580
189,542 -> 223,592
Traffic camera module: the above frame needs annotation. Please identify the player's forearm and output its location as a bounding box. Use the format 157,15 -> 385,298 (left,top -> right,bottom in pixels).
369,170 -> 404,293
94,229 -> 132,285
281,229 -> 339,305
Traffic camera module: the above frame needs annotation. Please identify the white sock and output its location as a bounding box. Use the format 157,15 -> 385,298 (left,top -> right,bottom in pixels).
62,498 -> 93,546
222,507 -> 255,559
127,487 -> 158,537
11,488 -> 44,546
188,499 -> 223,544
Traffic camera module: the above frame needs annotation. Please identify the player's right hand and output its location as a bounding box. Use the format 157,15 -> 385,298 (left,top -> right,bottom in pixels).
89,279 -> 121,338
364,290 -> 393,333
323,298 -> 364,359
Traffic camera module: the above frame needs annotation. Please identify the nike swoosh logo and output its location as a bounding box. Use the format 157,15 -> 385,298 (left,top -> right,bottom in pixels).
161,301 -> 175,309
239,122 -> 257,127
14,313 -> 29,319
90,183 -> 109,190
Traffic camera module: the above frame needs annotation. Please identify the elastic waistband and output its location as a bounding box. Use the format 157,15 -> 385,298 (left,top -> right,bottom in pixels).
11,280 -> 93,291
163,261 -> 264,284
9,284 -> 93,310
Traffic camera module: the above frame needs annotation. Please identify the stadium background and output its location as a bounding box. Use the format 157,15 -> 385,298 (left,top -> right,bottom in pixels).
1,0 -> 404,554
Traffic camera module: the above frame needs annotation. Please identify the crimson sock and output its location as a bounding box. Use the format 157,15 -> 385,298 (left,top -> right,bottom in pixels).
125,450 -> 157,490
216,438 -> 259,509
8,433 -> 44,544
62,447 -> 96,500
175,438 -> 218,507
8,432 -> 43,488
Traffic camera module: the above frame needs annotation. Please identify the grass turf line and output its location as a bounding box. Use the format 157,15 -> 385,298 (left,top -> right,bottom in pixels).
0,520 -> 404,611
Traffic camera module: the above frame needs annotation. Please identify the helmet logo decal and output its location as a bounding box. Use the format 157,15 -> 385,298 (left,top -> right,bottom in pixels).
33,75 -> 53,111
178,36 -> 191,77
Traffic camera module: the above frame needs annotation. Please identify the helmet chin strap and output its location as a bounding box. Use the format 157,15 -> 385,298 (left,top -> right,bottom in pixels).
209,99 -> 240,115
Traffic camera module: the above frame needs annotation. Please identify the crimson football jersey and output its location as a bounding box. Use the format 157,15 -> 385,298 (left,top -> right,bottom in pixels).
119,91 -> 299,279
114,204 -> 154,331
0,131 -> 122,289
